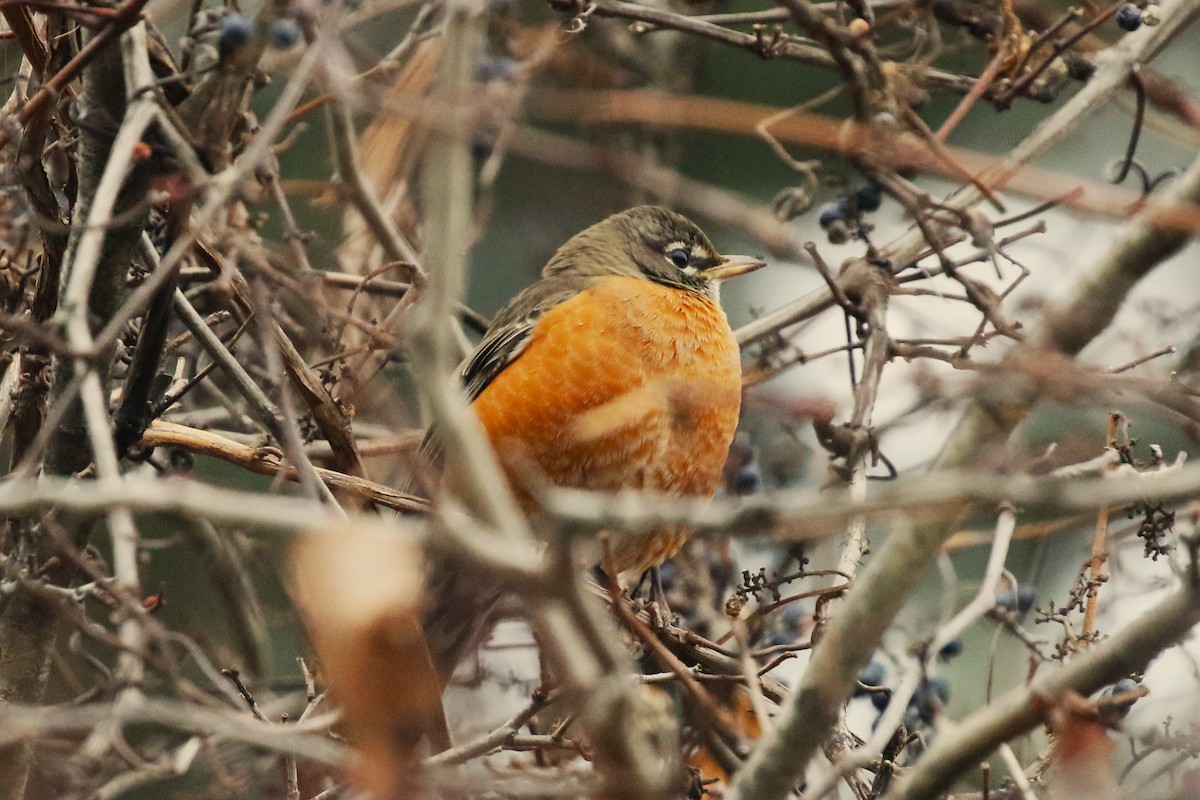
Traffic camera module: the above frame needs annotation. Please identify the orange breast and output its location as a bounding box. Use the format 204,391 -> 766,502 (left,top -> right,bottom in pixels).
471,275 -> 742,572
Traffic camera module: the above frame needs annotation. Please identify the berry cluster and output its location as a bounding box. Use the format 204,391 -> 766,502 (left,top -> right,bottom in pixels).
816,183 -> 883,244
218,13 -> 303,58
855,660 -> 954,733
1115,2 -> 1163,31
854,637 -> 963,740
993,584 -> 1037,616
1099,677 -> 1142,720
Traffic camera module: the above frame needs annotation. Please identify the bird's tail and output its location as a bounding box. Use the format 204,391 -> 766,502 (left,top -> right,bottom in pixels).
421,553 -> 507,680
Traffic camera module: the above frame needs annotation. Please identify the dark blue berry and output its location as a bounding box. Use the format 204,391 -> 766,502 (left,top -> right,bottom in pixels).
219,14 -> 254,57
1115,3 -> 1142,30
859,660 -> 886,685
1113,677 -> 1139,694
476,55 -> 519,82
817,202 -> 844,228
870,689 -> 891,710
996,585 -> 1036,614
269,18 -> 302,49
765,631 -> 793,648
1100,678 -> 1140,718
854,183 -> 883,212
903,704 -> 922,729
856,660 -> 886,694
1015,585 -> 1036,613
913,677 -> 949,724
928,676 -> 950,704
938,637 -> 963,660
734,464 -> 760,495
778,604 -> 806,630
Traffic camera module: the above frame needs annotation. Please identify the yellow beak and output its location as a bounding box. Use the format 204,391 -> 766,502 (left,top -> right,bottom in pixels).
704,254 -> 767,281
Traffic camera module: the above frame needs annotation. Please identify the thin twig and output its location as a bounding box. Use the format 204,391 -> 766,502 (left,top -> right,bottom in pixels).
1081,412 -> 1121,642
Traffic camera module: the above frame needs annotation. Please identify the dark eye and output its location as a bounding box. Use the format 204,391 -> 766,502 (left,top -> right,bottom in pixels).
667,248 -> 690,268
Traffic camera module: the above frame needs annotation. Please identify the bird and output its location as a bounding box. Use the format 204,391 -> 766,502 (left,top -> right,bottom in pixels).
421,205 -> 765,675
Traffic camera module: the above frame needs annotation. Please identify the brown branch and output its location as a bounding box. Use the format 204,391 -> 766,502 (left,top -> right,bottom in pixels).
1,4 -> 48,75
524,89 -> 1200,225
936,45 -> 1009,141
0,0 -> 153,151
137,421 -> 428,514
569,0 -> 975,95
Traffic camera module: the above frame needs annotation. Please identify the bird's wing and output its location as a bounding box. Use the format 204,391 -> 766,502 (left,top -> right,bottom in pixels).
460,320 -> 533,402
409,275 -> 593,479
460,275 -> 592,401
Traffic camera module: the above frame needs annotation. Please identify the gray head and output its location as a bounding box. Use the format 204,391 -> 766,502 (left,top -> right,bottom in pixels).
542,206 -> 764,295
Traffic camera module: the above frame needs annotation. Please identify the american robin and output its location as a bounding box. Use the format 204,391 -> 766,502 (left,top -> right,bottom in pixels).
423,205 -> 764,672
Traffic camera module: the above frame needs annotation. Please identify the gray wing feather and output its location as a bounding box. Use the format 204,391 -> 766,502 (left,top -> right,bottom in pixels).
459,277 -> 589,401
